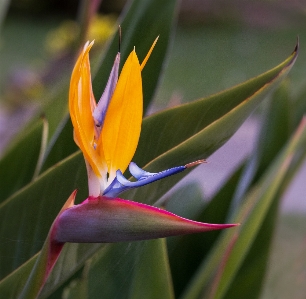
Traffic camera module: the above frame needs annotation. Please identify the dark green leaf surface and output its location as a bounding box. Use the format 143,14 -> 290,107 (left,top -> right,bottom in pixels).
221,83 -> 292,298
0,119 -> 43,203
40,116 -> 77,173
0,153 -> 87,280
128,45 -> 298,206
291,84 -> 306,130
40,243 -> 103,298
212,120 -> 306,299
181,118 -> 306,299
223,197 -> 279,299
60,277 -> 87,299
85,239 -> 174,299
0,254 -> 37,299
167,166 -> 244,297
128,239 -> 174,299
230,80 -> 291,213
86,243 -> 135,299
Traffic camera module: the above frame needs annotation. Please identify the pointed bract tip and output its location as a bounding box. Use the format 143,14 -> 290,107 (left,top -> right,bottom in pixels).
185,159 -> 207,168
64,189 -> 77,210
83,41 -> 89,49
294,36 -> 299,54
118,25 -> 122,52
84,40 -> 94,51
140,36 -> 159,70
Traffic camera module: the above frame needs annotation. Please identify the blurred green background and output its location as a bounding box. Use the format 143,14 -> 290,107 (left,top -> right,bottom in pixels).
1,0 -> 306,298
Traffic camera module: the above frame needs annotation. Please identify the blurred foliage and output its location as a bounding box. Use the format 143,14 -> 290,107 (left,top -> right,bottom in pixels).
44,14 -> 116,55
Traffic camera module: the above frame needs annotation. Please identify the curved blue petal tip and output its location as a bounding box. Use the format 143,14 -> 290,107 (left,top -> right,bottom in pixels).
103,162 -> 186,197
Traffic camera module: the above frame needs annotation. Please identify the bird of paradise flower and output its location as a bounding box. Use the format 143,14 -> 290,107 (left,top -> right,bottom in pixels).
20,36 -> 238,299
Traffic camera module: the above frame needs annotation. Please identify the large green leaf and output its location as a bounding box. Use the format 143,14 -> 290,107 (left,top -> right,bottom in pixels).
85,243 -> 136,299
0,152 -> 87,280
166,166 -> 244,297
128,239 -> 174,299
126,44 -> 298,206
168,82 -> 293,297
135,45 -> 297,168
180,118 -> 306,299
212,121 -> 306,299
78,239 -> 174,299
0,119 -> 44,203
291,83 -> 306,130
40,116 -> 77,173
0,254 -> 37,299
221,82 -> 291,298
59,277 -> 87,299
0,44 -> 297,297
230,81 -> 291,212
40,243 -> 103,299
223,197 -> 279,299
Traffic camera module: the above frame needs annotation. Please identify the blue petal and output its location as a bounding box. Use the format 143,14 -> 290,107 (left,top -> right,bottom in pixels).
103,162 -> 186,197
93,53 -> 120,128
129,162 -> 155,180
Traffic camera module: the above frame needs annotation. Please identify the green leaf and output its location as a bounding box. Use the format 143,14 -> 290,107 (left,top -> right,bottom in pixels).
164,182 -> 206,221
291,83 -> 306,130
136,45 -> 297,168
85,239 -> 174,299
223,197 -> 279,299
230,80 -> 291,213
0,254 -> 37,299
85,243 -> 135,299
128,239 -> 174,299
212,121 -> 306,299
0,152 -> 87,280
180,118 -> 306,299
127,43 -> 298,206
221,81 -> 292,298
167,166 -> 244,297
40,117 -> 77,173
61,278 -> 87,299
0,119 -> 44,203
40,243 -> 103,298
18,192 -> 76,299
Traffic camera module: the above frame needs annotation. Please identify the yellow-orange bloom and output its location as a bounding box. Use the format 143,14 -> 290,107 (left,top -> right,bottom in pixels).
69,39 -> 157,196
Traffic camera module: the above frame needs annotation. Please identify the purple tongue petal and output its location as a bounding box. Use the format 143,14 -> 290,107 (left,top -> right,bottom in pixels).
93,52 -> 120,129
129,162 -> 154,179
103,163 -> 186,197
53,196 -> 239,243
103,160 -> 206,198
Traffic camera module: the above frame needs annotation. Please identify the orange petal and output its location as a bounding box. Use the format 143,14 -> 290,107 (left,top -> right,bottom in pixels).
69,42 -> 106,177
100,49 -> 142,181
140,36 -> 159,70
